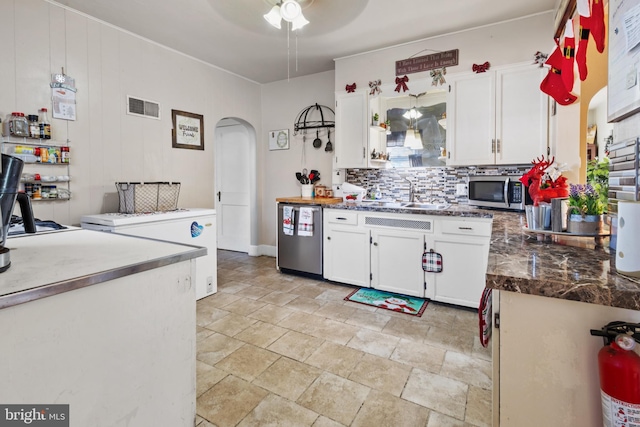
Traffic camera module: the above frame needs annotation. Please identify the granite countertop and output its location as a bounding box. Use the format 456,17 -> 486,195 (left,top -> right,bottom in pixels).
324,201 -> 493,218
486,211 -> 640,311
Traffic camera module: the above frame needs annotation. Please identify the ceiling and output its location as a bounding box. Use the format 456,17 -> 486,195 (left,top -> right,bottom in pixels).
54,0 -> 558,84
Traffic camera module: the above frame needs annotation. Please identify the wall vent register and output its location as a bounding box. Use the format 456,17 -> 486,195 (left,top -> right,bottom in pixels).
126,96 -> 160,120
365,217 -> 433,231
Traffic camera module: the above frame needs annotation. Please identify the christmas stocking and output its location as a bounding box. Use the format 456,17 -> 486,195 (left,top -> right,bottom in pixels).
561,20 -> 576,91
576,14 -> 591,81
540,44 -> 578,105
591,0 -> 605,53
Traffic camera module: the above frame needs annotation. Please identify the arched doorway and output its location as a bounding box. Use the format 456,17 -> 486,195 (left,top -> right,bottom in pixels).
214,118 -> 259,255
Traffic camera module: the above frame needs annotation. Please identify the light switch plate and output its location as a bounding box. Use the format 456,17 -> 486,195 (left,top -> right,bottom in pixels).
456,183 -> 468,196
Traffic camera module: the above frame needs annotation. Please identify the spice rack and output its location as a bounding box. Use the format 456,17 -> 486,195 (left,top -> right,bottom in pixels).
1,136 -> 71,201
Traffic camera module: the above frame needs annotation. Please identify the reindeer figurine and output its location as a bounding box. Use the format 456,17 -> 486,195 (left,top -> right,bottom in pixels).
519,155 -> 568,205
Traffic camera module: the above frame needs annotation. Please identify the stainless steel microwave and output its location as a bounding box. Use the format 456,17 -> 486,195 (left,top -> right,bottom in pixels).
467,174 -> 532,211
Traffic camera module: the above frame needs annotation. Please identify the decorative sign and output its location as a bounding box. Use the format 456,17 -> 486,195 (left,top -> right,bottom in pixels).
268,129 -> 289,151
172,110 -> 204,150
396,49 -> 459,76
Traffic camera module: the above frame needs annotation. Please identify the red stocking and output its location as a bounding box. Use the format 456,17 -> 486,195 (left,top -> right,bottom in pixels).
591,0 -> 605,53
576,15 -> 590,81
540,45 -> 578,105
561,20 -> 576,91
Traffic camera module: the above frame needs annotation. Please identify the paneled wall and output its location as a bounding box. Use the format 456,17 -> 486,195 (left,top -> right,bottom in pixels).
0,0 -> 261,226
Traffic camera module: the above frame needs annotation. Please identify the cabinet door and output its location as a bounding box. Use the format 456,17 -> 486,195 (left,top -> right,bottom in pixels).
495,66 -> 548,165
428,236 -> 489,308
324,226 -> 370,287
370,229 -> 425,297
335,91 -> 368,169
446,72 -> 496,166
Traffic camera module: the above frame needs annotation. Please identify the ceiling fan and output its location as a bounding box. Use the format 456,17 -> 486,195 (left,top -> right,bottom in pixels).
264,0 -> 309,31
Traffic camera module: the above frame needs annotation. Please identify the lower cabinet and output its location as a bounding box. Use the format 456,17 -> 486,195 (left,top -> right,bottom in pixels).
426,218 -> 491,308
323,210 -> 370,287
370,229 -> 428,298
323,209 -> 492,308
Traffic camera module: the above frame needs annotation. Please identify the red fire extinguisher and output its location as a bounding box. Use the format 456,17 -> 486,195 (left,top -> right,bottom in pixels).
590,321 -> 640,426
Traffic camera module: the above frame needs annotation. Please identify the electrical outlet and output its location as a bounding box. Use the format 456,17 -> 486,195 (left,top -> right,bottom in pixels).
206,276 -> 213,293
456,183 -> 468,196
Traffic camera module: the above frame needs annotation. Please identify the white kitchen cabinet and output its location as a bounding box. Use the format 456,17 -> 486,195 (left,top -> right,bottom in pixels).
335,91 -> 368,169
370,228 -> 427,297
323,210 -> 370,287
334,91 -> 389,169
447,64 -> 548,166
426,217 -> 491,308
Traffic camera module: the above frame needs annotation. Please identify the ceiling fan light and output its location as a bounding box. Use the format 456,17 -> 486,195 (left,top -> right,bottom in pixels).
264,5 -> 282,29
280,0 -> 302,22
291,12 -> 309,31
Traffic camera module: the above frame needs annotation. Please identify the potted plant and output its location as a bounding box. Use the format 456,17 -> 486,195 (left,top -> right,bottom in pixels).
372,113 -> 379,126
567,183 -> 604,234
586,157 -> 609,213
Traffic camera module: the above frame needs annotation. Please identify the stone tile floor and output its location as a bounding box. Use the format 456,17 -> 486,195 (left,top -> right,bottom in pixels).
196,250 -> 492,427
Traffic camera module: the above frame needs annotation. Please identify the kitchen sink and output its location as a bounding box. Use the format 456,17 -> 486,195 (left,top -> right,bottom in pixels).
402,202 -> 452,210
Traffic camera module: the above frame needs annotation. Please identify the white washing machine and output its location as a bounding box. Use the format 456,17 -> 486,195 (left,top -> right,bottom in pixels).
81,209 -> 217,300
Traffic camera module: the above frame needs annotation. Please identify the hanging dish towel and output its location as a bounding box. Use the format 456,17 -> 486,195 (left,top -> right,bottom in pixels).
478,288 -> 493,348
298,207 -> 314,236
282,205 -> 295,236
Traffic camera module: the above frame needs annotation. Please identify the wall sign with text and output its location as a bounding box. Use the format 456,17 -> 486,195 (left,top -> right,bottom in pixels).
172,110 -> 204,150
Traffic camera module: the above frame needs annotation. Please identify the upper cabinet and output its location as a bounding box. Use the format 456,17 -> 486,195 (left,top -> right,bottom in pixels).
335,91 -> 368,169
447,64 -> 549,166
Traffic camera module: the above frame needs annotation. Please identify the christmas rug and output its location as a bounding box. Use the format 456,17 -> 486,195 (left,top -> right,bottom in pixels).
344,288 -> 428,317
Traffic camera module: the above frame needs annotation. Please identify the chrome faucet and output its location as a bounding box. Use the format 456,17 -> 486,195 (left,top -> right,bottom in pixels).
404,177 -> 415,202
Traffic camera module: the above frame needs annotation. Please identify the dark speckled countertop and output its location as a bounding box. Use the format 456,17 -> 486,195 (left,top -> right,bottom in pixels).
486,210 -> 640,311
326,201 -> 640,310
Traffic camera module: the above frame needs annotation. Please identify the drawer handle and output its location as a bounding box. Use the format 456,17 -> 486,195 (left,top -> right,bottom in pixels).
327,236 -> 331,240
336,217 -> 348,220
458,227 -> 473,230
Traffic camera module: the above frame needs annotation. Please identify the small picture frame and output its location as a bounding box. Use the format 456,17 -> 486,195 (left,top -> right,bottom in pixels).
269,129 -> 290,151
172,109 -> 204,150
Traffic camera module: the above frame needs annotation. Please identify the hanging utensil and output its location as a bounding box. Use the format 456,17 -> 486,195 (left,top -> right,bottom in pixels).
313,130 -> 322,148
325,129 -> 333,152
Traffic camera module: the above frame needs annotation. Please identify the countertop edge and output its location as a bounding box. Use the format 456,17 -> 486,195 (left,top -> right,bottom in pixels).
0,247 -> 206,310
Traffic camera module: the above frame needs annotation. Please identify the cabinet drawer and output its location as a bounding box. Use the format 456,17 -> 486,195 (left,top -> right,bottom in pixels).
325,210 -> 359,225
440,219 -> 492,237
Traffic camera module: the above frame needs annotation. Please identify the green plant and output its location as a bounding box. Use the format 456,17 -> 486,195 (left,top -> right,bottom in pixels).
586,157 -> 609,211
372,113 -> 379,122
568,183 -> 604,216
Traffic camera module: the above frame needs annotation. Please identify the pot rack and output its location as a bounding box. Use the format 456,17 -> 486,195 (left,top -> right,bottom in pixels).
293,103 -> 335,135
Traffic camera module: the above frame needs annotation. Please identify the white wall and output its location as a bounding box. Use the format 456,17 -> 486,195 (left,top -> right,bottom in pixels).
335,12 -> 555,92
0,0 -> 261,226
260,71 -> 335,247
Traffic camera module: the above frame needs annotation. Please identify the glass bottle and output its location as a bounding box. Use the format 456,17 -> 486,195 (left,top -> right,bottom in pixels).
28,115 -> 39,139
39,108 -> 51,139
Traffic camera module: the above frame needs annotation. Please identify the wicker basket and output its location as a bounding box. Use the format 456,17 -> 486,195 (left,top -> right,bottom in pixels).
116,182 -> 181,214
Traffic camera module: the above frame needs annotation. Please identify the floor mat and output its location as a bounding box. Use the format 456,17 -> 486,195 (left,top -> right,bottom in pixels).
344,288 -> 428,317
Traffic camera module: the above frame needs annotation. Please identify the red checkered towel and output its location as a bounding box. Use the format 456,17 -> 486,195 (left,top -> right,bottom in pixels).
422,250 -> 442,273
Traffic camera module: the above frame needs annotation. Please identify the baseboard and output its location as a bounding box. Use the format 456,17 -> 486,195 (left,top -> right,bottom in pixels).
258,245 -> 276,257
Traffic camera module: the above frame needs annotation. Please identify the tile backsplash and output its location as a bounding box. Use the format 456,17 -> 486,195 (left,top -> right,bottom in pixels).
345,165 -> 531,204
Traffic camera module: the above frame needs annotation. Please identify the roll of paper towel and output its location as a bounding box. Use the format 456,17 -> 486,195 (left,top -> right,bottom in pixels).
616,201 -> 640,278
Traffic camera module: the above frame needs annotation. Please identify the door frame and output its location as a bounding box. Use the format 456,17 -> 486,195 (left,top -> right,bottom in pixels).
214,117 -> 259,256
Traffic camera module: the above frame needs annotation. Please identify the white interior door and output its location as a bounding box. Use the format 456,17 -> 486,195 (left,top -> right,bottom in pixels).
215,123 -> 250,252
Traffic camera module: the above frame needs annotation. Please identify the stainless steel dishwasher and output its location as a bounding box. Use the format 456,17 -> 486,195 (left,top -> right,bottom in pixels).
277,203 -> 323,276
